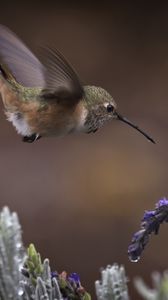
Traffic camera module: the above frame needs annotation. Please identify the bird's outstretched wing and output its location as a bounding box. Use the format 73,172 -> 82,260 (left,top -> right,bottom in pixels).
0,25 -> 84,105
0,25 -> 45,87
39,47 -> 84,105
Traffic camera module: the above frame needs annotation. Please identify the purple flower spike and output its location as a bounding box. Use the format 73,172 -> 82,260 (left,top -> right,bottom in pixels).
51,271 -> 58,278
68,273 -> 81,286
156,198 -> 168,208
143,210 -> 155,221
128,198 -> 168,262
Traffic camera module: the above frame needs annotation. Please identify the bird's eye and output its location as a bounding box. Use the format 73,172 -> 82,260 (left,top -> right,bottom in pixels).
106,104 -> 114,113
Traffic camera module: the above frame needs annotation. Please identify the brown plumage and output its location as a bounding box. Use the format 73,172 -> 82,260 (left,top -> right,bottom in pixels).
0,25 -> 87,141
0,25 -> 155,144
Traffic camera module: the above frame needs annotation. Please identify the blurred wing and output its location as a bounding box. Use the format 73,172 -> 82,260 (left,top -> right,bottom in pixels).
39,47 -> 84,105
0,25 -> 45,87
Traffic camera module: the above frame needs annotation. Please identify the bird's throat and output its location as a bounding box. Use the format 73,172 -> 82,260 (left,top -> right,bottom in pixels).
75,102 -> 88,132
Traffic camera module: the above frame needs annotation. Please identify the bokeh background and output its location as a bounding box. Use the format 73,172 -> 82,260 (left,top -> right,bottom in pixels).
0,1 -> 168,298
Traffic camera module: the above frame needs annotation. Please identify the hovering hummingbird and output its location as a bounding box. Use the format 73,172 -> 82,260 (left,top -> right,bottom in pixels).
0,25 -> 155,143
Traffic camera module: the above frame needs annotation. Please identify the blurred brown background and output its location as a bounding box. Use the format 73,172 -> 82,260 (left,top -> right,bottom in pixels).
0,1 -> 168,298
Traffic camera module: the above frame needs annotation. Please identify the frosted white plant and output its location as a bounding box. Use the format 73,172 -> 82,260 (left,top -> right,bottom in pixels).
95,264 -> 130,300
0,207 -> 64,300
135,271 -> 168,300
0,206 -> 25,299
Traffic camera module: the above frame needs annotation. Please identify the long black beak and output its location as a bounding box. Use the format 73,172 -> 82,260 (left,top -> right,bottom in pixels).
115,112 -> 156,144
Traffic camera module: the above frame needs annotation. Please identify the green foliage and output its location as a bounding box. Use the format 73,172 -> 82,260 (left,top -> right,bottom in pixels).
26,244 -> 43,285
23,245 -> 92,300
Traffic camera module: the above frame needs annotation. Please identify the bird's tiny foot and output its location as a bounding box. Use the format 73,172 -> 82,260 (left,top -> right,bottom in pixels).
22,133 -> 41,143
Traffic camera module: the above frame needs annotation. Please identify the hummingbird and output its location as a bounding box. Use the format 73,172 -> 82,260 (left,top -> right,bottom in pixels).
0,25 -> 155,144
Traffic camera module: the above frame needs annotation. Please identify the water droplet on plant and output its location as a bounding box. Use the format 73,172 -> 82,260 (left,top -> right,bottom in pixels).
129,256 -> 140,263
18,287 -> 24,296
16,242 -> 22,249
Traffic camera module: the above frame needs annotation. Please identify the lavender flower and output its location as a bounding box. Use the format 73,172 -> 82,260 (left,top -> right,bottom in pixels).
128,198 -> 168,262
68,272 -> 81,287
23,245 -> 91,300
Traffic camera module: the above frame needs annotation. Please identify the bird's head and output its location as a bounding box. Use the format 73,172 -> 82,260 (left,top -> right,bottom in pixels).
83,85 -> 155,143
